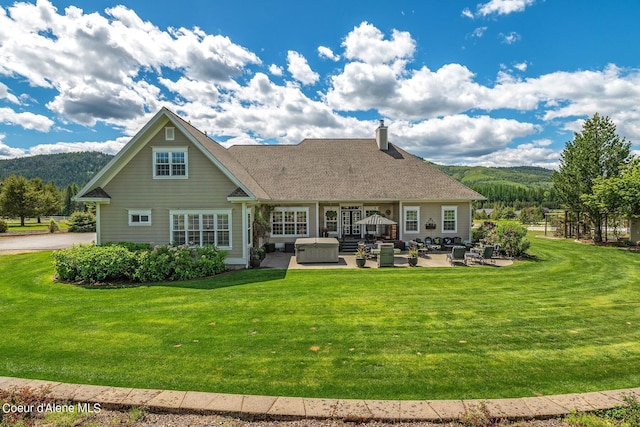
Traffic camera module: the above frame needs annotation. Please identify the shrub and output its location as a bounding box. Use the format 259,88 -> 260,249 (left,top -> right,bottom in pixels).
48,218 -> 59,233
52,244 -> 137,283
0,219 -> 7,233
53,243 -> 227,284
67,211 -> 96,232
483,221 -> 530,257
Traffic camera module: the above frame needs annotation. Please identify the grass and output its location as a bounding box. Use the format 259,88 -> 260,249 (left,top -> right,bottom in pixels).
2,218 -> 69,232
1,234 -> 639,400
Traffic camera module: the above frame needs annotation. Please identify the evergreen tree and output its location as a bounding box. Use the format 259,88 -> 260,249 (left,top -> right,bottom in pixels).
552,113 -> 631,242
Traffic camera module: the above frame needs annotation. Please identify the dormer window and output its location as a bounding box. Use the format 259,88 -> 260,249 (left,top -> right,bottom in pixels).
153,147 -> 188,178
165,127 -> 175,141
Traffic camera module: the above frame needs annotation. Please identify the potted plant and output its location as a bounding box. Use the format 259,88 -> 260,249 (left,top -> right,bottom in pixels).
249,247 -> 263,268
407,247 -> 419,267
354,246 -> 367,268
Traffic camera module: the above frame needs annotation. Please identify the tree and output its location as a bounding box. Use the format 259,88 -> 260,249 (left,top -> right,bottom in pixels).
583,159 -> 640,220
62,183 -> 80,215
0,174 -> 38,226
30,178 -> 62,222
552,113 -> 631,242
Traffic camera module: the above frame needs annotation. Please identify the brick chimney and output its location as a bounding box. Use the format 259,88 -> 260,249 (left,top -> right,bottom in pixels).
376,119 -> 388,151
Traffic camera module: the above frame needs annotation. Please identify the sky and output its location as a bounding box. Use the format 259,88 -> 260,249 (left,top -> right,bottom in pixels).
1,0 -> 639,168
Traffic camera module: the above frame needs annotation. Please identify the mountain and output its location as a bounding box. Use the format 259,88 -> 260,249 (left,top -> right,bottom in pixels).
430,164 -> 557,206
0,152 -> 113,188
1,152 -> 556,205
430,164 -> 553,189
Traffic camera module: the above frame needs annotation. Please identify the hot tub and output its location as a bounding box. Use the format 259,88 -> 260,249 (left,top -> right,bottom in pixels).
295,237 -> 339,263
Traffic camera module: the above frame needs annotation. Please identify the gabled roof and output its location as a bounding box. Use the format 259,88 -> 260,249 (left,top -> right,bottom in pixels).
228,139 -> 484,201
77,107 -> 267,201
78,108 -> 483,203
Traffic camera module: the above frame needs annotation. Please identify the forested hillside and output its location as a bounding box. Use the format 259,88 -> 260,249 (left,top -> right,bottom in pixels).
430,163 -> 558,207
0,152 -> 113,188
0,152 -> 559,207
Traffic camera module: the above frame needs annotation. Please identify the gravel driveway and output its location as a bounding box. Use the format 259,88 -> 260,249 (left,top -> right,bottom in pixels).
0,232 -> 96,253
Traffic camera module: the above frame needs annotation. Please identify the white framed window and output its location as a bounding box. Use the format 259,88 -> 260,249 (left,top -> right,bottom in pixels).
442,206 -> 458,233
324,208 -> 338,233
170,210 -> 232,249
128,209 -> 151,226
364,207 -> 379,235
165,127 -> 175,141
271,207 -> 309,237
153,147 -> 188,178
404,206 -> 420,234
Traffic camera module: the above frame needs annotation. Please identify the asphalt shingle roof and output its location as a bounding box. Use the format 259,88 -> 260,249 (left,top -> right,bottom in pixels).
227,139 -> 484,201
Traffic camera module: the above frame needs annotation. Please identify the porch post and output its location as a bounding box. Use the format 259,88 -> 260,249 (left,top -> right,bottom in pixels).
398,201 -> 403,241
315,202 -> 320,237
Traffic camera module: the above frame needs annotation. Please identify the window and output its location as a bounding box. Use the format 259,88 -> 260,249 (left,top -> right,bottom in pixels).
364,207 -> 379,234
153,147 -> 188,178
324,208 -> 338,233
165,127 -> 175,140
442,206 -> 457,233
128,209 -> 151,226
271,207 -> 309,237
404,206 -> 420,234
170,210 -> 231,249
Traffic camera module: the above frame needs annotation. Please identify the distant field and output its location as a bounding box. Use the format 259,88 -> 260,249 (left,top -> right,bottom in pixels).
1,218 -> 69,233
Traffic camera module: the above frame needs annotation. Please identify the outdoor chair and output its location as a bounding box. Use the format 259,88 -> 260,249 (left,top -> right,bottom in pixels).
446,246 -> 467,266
465,245 -> 494,265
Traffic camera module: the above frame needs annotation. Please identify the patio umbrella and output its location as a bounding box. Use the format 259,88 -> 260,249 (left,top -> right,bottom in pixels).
355,214 -> 397,225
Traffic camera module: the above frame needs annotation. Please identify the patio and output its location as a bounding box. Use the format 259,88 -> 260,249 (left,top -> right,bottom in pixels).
260,251 -> 514,269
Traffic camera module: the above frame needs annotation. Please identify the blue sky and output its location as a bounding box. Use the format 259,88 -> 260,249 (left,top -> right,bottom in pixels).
1,0 -> 639,167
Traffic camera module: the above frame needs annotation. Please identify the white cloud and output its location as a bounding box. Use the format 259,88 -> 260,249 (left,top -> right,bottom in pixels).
0,107 -> 55,132
465,139 -> 560,168
461,8 -> 475,19
342,21 -> 415,64
476,0 -> 536,17
269,64 -> 283,76
392,115 -> 539,163
318,46 -> 339,61
0,82 -> 19,104
471,27 -> 488,38
286,51 -> 319,85
500,31 -> 522,44
514,61 -> 528,72
0,0 -> 260,129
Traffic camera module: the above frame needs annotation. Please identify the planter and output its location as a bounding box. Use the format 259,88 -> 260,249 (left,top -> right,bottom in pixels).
355,257 -> 367,268
408,256 -> 418,267
250,258 -> 262,268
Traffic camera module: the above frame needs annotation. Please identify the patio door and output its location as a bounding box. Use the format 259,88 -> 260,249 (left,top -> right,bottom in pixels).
341,206 -> 362,236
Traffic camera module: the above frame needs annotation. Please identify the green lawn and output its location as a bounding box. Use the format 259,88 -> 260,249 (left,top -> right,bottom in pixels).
1,235 -> 639,400
3,218 -> 69,232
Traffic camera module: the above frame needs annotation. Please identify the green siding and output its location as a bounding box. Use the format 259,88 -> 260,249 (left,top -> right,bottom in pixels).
100,127 -> 245,260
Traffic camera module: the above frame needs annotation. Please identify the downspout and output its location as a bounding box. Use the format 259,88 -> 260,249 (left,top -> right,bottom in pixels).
242,202 -> 248,267
95,203 -> 102,245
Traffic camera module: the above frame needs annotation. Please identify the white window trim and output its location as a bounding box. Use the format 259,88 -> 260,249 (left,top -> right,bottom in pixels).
271,207 -> 310,238
169,209 -> 232,249
403,206 -> 420,234
152,146 -> 188,179
128,209 -> 152,226
442,205 -> 458,234
165,127 -> 175,141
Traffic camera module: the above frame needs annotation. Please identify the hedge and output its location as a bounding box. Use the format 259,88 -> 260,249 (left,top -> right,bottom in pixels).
53,243 -> 227,284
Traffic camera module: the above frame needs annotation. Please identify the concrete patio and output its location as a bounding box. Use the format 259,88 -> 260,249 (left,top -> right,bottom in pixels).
260,251 -> 514,269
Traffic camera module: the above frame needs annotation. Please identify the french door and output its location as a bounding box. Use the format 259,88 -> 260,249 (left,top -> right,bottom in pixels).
341,206 -> 362,236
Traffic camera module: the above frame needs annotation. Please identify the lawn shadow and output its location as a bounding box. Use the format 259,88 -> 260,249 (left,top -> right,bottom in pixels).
76,268 -> 287,291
